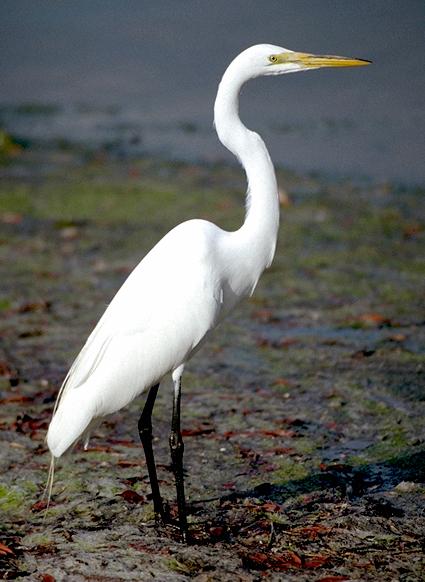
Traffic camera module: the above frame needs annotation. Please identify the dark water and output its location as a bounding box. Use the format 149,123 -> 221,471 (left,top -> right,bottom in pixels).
1,0 -> 424,183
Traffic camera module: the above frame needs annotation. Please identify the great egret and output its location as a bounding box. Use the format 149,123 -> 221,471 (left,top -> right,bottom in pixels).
47,44 -> 370,541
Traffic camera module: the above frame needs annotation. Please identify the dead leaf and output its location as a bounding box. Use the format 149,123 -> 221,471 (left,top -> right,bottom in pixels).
317,577 -> 349,582
41,575 -> 56,582
358,313 -> 392,327
0,395 -> 32,404
272,377 -> 293,387
241,550 -> 302,571
117,459 -> 140,467
12,414 -> 49,436
181,424 -> 215,437
304,555 -> 331,568
260,429 -> 296,438
262,501 -> 281,512
31,500 -> 52,512
0,542 -> 14,556
208,525 -> 226,539
119,490 -> 146,504
17,300 -> 51,314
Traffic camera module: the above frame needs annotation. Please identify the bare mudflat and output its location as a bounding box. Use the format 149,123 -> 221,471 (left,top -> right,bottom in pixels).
1,150 -> 424,580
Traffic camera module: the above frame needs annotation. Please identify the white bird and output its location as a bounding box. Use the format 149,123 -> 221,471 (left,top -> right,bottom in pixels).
47,44 -> 369,541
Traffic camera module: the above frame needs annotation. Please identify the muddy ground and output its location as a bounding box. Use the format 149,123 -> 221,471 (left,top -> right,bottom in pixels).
0,149 -> 424,581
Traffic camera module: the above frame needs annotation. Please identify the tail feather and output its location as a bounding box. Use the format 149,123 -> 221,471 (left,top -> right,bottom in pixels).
41,454 -> 55,521
47,388 -> 95,458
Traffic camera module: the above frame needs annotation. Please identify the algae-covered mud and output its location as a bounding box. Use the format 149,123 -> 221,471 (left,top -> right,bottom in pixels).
0,150 -> 424,580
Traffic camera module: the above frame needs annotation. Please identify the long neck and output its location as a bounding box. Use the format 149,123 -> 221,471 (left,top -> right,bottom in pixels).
214,62 -> 280,270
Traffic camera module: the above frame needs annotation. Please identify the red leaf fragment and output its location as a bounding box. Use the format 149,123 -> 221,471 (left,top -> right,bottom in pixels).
262,501 -> 281,512
304,555 -> 331,569
31,499 -> 52,512
0,395 -> 32,404
260,429 -> 296,438
241,550 -> 302,571
208,526 -> 225,539
181,424 -> 215,437
41,575 -> 56,582
117,459 -> 140,467
272,377 -> 293,387
318,577 -> 349,582
119,489 -> 146,504
0,542 -> 14,556
12,414 -> 49,436
358,313 -> 391,327
222,481 -> 236,490
17,300 -> 52,314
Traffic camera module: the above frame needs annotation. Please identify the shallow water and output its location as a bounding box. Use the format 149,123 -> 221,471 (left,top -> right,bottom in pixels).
1,0 -> 424,183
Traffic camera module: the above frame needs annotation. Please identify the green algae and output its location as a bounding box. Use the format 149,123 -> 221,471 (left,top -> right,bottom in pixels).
0,484 -> 26,512
272,458 -> 310,483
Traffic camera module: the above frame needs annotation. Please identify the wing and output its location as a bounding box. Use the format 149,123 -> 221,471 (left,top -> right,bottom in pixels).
52,219 -> 225,415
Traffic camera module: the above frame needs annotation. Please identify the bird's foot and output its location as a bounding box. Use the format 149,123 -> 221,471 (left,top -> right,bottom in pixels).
153,503 -> 190,543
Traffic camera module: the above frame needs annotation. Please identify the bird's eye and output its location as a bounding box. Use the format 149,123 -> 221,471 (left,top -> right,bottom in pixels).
269,55 -> 278,64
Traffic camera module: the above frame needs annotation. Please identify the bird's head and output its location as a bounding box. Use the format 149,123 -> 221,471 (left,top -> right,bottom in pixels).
234,44 -> 371,79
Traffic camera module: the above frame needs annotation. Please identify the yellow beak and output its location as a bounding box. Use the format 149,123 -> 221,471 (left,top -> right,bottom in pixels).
288,51 -> 371,69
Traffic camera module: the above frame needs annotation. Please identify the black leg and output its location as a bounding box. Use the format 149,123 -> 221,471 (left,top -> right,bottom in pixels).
169,374 -> 188,542
138,383 -> 164,522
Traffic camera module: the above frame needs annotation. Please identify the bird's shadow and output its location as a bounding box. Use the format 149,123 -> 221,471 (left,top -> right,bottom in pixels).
217,447 -> 425,507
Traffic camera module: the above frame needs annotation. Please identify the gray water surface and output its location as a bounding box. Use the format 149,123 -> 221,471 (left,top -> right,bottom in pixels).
1,0 -> 424,183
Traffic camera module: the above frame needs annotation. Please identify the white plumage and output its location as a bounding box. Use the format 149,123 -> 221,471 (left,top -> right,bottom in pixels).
47,213 -> 274,457
46,44 -> 369,538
